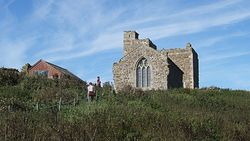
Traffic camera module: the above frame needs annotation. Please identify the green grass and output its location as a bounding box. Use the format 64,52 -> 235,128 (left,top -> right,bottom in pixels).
0,88 -> 250,140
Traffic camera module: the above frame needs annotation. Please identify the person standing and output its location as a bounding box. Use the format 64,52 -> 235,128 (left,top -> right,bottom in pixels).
87,82 -> 95,102
97,76 -> 101,87
96,76 -> 102,100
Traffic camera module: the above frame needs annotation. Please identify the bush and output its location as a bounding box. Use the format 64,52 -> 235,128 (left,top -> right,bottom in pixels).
20,76 -> 57,91
0,68 -> 20,87
0,86 -> 32,111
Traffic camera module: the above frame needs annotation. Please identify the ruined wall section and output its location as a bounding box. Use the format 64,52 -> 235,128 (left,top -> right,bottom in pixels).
161,44 -> 196,88
167,58 -> 184,89
124,31 -> 157,56
113,46 -> 169,92
192,49 -> 199,88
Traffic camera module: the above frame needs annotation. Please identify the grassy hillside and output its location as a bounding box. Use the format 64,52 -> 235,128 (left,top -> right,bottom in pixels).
0,86 -> 249,140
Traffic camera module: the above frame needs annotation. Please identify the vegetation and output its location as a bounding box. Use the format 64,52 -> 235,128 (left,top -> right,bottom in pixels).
0,68 -> 20,86
0,68 -> 249,140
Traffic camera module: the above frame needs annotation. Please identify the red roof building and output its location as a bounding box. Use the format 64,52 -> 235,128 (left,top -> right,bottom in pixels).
28,59 -> 82,81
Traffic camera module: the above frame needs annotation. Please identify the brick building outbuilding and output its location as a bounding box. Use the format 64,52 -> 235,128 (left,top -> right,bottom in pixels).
28,59 -> 82,81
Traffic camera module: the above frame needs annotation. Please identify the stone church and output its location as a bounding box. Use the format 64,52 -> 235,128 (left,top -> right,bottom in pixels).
113,31 -> 199,91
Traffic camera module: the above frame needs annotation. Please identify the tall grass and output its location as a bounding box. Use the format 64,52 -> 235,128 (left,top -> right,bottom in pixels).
0,88 -> 249,140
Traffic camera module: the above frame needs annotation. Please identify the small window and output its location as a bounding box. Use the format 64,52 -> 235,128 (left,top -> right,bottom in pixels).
33,70 -> 48,77
53,74 -> 59,79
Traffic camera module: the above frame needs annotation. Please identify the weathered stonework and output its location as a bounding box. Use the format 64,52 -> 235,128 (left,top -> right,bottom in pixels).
113,31 -> 199,91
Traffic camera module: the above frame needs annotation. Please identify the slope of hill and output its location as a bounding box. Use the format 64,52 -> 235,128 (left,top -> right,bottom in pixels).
0,85 -> 249,140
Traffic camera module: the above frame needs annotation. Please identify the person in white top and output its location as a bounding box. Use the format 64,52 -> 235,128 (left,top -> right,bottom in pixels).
87,82 -> 95,102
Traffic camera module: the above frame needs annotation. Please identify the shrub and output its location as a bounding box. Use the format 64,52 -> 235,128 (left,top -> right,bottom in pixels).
0,68 -> 20,86
0,86 -> 32,111
20,76 -> 56,91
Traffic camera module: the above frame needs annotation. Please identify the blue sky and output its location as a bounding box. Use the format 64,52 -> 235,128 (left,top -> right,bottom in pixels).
0,0 -> 250,90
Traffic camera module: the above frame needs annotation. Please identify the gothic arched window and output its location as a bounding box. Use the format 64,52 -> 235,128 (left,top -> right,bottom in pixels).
136,58 -> 151,88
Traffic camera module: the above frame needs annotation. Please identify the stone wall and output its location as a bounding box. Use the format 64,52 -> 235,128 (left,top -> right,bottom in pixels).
192,49 -> 199,88
160,43 -> 199,88
113,46 -> 169,92
167,58 -> 183,88
124,31 -> 157,56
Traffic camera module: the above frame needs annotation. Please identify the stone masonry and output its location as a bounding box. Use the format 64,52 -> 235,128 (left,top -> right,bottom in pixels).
113,31 -> 199,91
